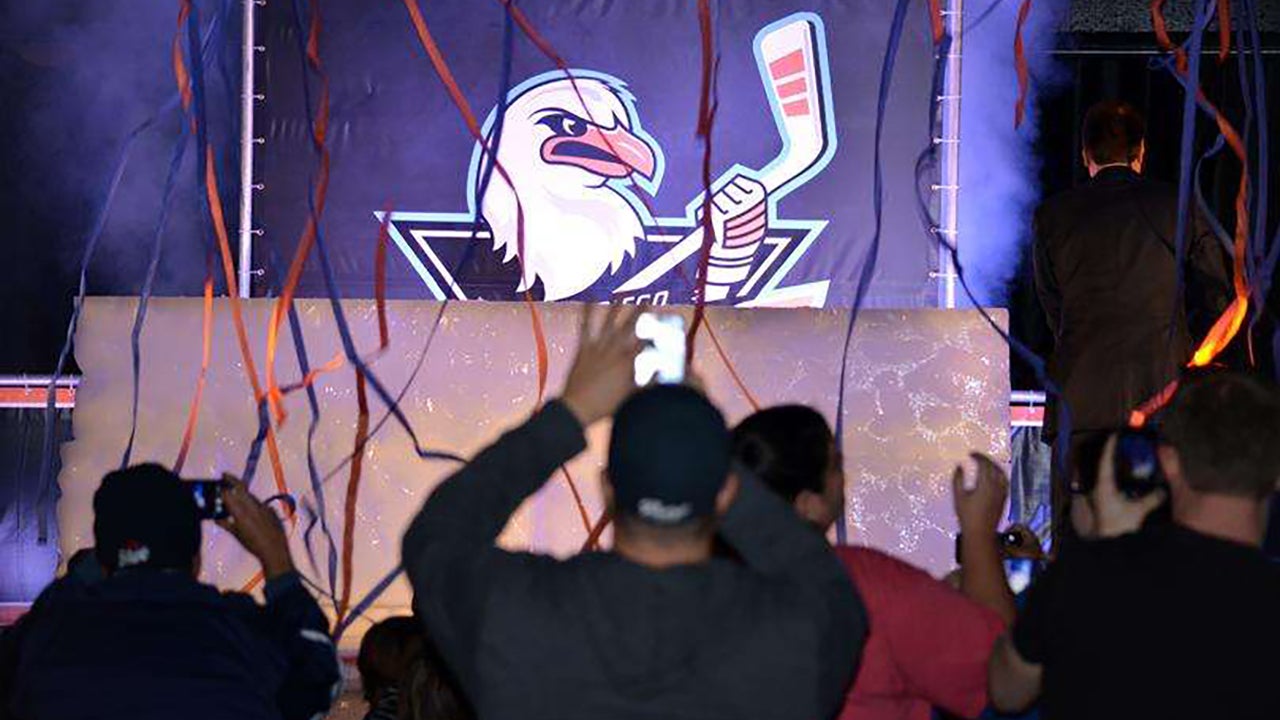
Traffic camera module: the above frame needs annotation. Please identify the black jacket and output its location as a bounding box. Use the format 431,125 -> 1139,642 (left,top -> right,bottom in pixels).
0,570 -> 340,720
402,401 -> 867,720
1033,167 -> 1232,436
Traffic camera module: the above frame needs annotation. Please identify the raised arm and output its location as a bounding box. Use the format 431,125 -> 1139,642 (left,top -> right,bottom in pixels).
401,304 -> 640,684
955,454 -> 1017,624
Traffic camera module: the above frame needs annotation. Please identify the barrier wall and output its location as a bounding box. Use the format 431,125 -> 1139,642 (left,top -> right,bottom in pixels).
60,298 -> 1009,640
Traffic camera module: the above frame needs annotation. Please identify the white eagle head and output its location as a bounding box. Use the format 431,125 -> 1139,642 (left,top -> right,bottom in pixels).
472,72 -> 660,300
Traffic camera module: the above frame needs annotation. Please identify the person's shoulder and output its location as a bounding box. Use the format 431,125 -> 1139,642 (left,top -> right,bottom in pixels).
835,546 -> 940,594
1127,175 -> 1179,208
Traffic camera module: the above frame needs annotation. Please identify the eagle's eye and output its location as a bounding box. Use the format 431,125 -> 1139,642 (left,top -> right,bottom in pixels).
536,112 -> 590,138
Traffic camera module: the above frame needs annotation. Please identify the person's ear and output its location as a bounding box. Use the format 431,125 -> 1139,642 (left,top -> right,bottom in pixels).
715,474 -> 740,516
794,490 -> 832,528
1157,445 -> 1183,491
1132,141 -> 1147,173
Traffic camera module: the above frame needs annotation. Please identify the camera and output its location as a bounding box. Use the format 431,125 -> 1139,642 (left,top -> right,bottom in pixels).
186,479 -> 228,520
953,530 -> 1028,565
1071,428 -> 1167,498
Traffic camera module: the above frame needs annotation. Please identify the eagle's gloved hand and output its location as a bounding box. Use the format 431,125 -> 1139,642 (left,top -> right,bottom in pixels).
697,174 -> 768,301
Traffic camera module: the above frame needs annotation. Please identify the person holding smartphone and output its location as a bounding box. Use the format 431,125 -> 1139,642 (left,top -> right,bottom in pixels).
732,405 -> 1015,720
401,305 -> 867,720
0,465 -> 340,720
988,371 -> 1280,720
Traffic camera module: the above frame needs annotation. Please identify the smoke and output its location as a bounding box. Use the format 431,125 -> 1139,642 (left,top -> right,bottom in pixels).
0,0 -> 239,300
956,0 -> 1070,306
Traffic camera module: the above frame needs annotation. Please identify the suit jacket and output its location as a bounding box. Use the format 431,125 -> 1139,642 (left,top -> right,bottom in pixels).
1033,166 -> 1231,437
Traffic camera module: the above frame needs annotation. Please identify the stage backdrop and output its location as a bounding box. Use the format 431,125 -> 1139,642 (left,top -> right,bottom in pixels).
59,299 -> 1008,645
257,0 -> 942,308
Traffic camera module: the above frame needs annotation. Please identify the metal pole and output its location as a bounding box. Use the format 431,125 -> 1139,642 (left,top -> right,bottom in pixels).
937,0 -> 964,308
236,0 -> 258,299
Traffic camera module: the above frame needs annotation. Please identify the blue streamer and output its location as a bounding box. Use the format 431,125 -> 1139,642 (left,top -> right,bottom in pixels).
908,25 -> 1073,494
332,565 -> 404,642
287,304 -> 341,602
831,0 -> 912,544
37,11 -> 224,542
121,124 -> 192,469
1194,134 -> 1233,255
1169,0 -> 1211,344
315,303 -> 451,488
239,0 -> 461,486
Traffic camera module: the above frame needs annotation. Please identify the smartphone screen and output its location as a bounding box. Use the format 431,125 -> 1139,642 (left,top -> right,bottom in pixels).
188,480 -> 228,521
634,312 -> 686,386
1005,558 -> 1036,594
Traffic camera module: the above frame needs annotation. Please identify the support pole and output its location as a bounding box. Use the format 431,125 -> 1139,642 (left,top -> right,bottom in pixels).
236,0 -> 258,299
937,0 -> 964,308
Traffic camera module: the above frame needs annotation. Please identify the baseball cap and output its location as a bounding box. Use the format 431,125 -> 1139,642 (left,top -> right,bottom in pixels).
93,463 -> 201,572
607,385 -> 731,525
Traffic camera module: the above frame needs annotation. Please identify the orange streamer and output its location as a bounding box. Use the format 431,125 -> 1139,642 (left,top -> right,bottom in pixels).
1128,0 -> 1254,424
401,0 -> 549,404
703,320 -> 761,412
559,465 -> 594,540
1216,0 -> 1231,63
334,369 -> 371,627
686,0 -> 718,362
375,205 -> 392,351
580,510 -> 612,553
266,2 -> 333,428
927,0 -> 945,45
174,274 -> 215,473
1152,0 -> 1251,364
1013,0 -> 1033,129
173,2 -> 290,510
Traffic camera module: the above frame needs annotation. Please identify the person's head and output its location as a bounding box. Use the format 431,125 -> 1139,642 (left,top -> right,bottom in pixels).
604,385 -> 737,565
731,405 -> 843,530
400,633 -> 474,720
1081,100 -> 1146,176
1158,371 -> 1280,505
93,463 -> 201,576
357,616 -> 423,704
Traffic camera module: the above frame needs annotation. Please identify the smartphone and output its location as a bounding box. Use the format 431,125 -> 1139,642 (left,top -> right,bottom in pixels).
1005,558 -> 1036,594
1114,428 -> 1166,498
187,480 -> 228,521
634,312 -> 686,386
953,531 -> 1026,565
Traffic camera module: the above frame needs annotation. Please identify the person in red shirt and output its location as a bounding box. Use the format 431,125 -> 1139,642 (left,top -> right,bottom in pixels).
732,406 -> 1016,720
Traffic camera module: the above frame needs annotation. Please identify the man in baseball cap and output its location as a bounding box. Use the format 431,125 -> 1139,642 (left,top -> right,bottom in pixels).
403,304 -> 867,720
1,465 -> 340,720
92,463 -> 202,574
608,384 -> 733,527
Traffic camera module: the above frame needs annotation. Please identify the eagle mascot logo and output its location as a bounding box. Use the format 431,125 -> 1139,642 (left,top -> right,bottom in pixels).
383,12 -> 837,308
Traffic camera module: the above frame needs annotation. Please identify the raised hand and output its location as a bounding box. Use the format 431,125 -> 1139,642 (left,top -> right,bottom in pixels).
1086,433 -> 1167,539
953,453 -> 1010,534
560,303 -> 642,427
216,476 -> 295,580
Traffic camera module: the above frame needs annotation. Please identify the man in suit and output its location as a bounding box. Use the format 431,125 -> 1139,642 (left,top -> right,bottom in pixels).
1033,100 -> 1231,546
